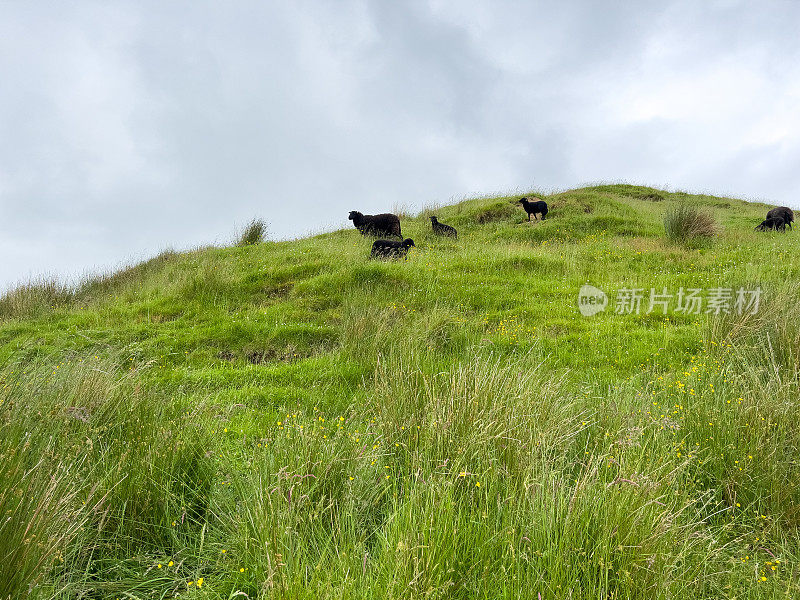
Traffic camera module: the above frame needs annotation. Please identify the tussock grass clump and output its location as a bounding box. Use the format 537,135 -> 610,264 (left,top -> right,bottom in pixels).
664,203 -> 717,243
0,430 -> 100,598
236,218 -> 268,246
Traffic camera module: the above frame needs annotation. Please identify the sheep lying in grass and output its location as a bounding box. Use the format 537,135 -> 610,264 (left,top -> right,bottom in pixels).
518,197 -> 548,221
429,216 -> 457,238
370,238 -> 415,259
767,206 -> 794,230
755,217 -> 786,232
348,211 -> 402,237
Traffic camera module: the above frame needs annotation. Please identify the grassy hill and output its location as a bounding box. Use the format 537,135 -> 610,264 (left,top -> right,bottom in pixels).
2,184 -> 799,598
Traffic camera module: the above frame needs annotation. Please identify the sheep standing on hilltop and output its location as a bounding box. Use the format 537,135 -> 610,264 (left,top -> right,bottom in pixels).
429,216 -> 457,238
518,197 -> 548,221
755,217 -> 787,232
348,211 -> 402,237
370,238 -> 415,259
767,207 -> 794,230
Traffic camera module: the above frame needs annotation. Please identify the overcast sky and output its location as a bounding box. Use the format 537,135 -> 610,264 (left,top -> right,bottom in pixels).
1,1 -> 799,288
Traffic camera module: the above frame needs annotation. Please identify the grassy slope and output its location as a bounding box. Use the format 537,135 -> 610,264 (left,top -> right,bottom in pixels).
2,184 -> 800,598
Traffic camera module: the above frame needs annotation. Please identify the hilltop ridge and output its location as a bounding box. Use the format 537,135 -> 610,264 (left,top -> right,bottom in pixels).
0,184 -> 790,386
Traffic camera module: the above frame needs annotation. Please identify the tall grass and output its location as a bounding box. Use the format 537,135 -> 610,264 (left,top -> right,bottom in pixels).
236,218 -> 268,246
708,283 -> 800,383
4,324 -> 800,597
204,347 -> 739,598
701,284 -> 800,526
664,203 -> 717,243
0,278 -> 73,320
0,355 -> 214,598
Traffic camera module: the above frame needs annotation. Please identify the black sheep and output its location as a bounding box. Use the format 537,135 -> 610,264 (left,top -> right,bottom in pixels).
755,217 -> 786,232
518,197 -> 548,221
766,206 -> 794,230
348,211 -> 402,237
429,216 -> 457,238
370,238 -> 415,259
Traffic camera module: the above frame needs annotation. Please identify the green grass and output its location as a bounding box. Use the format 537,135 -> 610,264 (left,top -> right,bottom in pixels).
2,184 -> 799,598
236,219 -> 268,246
664,203 -> 718,245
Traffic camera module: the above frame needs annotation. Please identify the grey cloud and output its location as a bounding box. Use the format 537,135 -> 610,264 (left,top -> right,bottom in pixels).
1,1 -> 799,287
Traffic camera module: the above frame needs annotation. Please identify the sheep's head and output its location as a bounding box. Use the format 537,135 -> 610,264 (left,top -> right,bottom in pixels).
403,238 -> 415,248
518,198 -> 527,204
348,211 -> 362,221
429,216 -> 437,223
